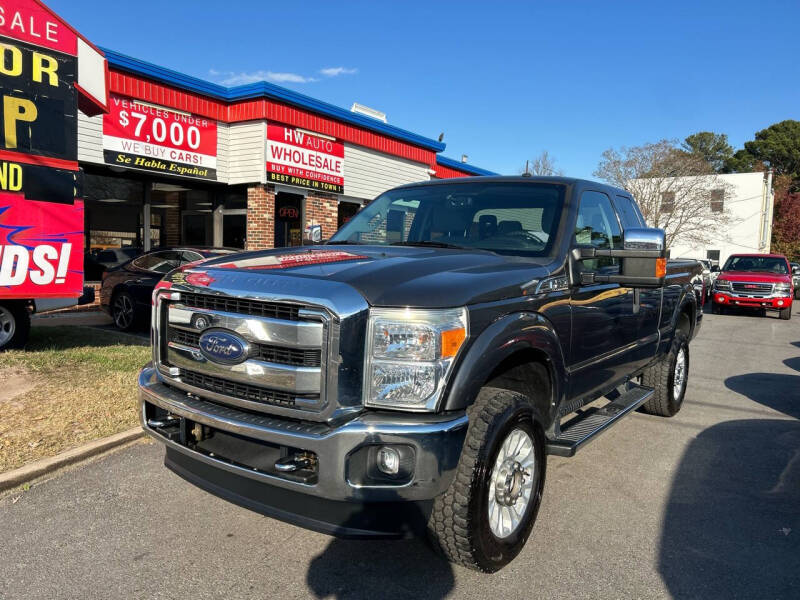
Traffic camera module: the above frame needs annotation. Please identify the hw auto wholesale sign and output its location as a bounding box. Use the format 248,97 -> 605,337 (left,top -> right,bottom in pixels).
0,0 -> 106,299
103,94 -> 218,181
266,123 -> 344,194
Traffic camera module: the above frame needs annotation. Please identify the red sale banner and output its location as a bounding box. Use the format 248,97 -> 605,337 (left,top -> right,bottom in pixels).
0,193 -> 84,298
266,124 -> 344,194
0,0 -> 78,55
102,94 -> 218,180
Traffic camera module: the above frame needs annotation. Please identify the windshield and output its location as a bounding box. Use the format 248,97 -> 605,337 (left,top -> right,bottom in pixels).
723,256 -> 789,274
329,182 -> 565,257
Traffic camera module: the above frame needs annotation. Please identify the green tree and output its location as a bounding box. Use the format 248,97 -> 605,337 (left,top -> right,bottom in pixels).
722,149 -> 763,174
682,131 -> 733,172
742,120 -> 800,182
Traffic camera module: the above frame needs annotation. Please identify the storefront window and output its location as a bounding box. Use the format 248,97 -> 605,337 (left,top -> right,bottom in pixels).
84,172 -> 146,250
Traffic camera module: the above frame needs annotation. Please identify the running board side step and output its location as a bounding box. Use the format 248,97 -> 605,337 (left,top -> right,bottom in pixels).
546,384 -> 654,457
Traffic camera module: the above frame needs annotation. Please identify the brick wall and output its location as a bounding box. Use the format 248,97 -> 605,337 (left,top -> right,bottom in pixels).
246,184 -> 275,250
246,186 -> 341,249
305,191 -> 339,241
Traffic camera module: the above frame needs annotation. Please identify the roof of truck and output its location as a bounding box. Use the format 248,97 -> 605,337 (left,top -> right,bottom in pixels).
398,175 -> 629,195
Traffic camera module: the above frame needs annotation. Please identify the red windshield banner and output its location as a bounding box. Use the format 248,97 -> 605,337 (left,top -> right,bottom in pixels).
266,123 -> 344,194
0,193 -> 84,298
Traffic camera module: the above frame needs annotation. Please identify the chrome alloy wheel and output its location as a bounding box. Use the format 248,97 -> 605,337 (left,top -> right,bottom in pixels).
0,305 -> 15,347
113,294 -> 134,330
673,347 -> 687,402
487,428 -> 535,539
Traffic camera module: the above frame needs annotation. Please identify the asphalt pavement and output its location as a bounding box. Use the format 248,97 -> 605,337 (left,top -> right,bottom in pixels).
2,301 -> 799,599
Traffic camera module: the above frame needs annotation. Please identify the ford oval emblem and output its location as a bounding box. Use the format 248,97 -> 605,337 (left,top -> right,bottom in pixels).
198,329 -> 249,365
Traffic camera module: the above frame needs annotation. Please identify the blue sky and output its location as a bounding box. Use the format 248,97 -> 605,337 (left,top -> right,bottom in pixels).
51,0 -> 799,178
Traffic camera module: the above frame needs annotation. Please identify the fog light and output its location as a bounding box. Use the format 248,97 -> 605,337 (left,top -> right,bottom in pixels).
377,446 -> 400,475
777,300 -> 784,306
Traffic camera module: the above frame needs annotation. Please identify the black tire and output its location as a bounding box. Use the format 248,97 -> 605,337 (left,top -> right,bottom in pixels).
111,290 -> 138,331
0,301 -> 31,351
427,387 -> 546,572
640,331 -> 689,417
779,305 -> 792,320
794,289 -> 799,300
711,303 -> 724,315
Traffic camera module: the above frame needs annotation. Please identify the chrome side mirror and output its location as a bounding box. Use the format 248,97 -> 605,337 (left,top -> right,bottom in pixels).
622,228 -> 665,253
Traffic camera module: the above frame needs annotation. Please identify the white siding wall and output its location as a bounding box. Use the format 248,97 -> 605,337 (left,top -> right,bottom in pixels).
343,143 -> 430,201
77,111 -> 104,165
226,121 -> 266,185
667,172 -> 772,264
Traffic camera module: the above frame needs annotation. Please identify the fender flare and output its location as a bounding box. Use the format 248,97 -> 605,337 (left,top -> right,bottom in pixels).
443,312 -> 567,428
672,284 -> 698,337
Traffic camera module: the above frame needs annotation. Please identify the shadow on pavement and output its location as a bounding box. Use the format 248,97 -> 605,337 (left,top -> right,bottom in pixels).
725,372 -> 800,419
305,506 -> 456,600
784,356 -> 800,373
659,418 -> 800,599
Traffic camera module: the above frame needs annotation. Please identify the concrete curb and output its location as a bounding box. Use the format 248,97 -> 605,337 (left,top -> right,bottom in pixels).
0,428 -> 144,492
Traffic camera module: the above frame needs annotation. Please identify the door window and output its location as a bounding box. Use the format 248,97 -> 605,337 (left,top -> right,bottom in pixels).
612,194 -> 645,228
574,191 -> 622,272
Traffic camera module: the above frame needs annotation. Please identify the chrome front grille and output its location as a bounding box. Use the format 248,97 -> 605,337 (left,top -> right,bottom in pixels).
155,291 -> 332,418
168,328 -> 321,367
731,281 -> 773,296
179,292 -> 302,321
178,369 -> 300,408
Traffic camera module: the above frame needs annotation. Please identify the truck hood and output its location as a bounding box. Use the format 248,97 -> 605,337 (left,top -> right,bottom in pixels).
718,271 -> 792,284
195,245 -> 553,307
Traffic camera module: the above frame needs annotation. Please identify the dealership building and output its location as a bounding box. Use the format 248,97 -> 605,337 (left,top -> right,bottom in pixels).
77,49 -> 495,268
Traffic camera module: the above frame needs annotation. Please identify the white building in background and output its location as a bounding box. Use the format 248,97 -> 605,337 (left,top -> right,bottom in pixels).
634,172 -> 774,266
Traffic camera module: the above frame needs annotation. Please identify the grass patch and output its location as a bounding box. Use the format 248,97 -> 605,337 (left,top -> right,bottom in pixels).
0,326 -> 150,473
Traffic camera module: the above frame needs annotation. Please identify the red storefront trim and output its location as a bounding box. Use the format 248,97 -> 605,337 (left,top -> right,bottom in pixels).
109,70 -> 437,166
434,162 -> 474,179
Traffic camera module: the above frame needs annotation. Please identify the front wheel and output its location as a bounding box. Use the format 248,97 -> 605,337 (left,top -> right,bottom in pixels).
427,387 -> 546,572
640,331 -> 689,417
111,290 -> 138,331
0,302 -> 31,351
779,304 -> 792,320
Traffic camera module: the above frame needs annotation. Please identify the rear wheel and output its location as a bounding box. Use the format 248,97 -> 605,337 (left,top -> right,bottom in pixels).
0,302 -> 30,351
640,331 -> 689,417
427,387 -> 546,572
111,290 -> 137,331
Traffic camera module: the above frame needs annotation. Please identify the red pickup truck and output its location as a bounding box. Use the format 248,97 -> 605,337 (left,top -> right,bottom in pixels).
711,253 -> 794,320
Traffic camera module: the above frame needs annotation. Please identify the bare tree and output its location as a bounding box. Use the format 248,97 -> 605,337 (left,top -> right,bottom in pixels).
521,151 -> 563,176
594,139 -> 735,248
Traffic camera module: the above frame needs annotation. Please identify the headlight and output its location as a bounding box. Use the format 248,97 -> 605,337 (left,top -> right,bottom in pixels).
774,283 -> 791,295
714,279 -> 731,291
365,307 -> 468,411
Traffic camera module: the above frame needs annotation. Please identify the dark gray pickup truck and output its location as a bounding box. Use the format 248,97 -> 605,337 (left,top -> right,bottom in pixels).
138,177 -> 703,572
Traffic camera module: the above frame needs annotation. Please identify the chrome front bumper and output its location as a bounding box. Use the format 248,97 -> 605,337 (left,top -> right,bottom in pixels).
138,365 -> 469,504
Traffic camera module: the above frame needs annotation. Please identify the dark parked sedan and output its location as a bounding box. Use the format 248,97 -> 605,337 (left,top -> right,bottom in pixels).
100,247 -> 236,330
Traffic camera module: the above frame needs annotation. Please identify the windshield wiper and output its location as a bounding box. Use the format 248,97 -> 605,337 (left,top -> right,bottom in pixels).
391,240 -> 467,250
326,239 -> 364,245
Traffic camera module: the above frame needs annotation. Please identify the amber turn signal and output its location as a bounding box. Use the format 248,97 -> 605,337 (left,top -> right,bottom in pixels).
655,258 -> 667,278
440,327 -> 467,358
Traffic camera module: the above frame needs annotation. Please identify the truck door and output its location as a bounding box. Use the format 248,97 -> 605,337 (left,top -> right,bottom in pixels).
611,193 -> 661,370
568,190 -> 639,401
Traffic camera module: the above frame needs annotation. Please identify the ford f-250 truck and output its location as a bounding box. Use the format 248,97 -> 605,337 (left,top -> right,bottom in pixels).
711,253 -> 794,320
138,177 -> 703,572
